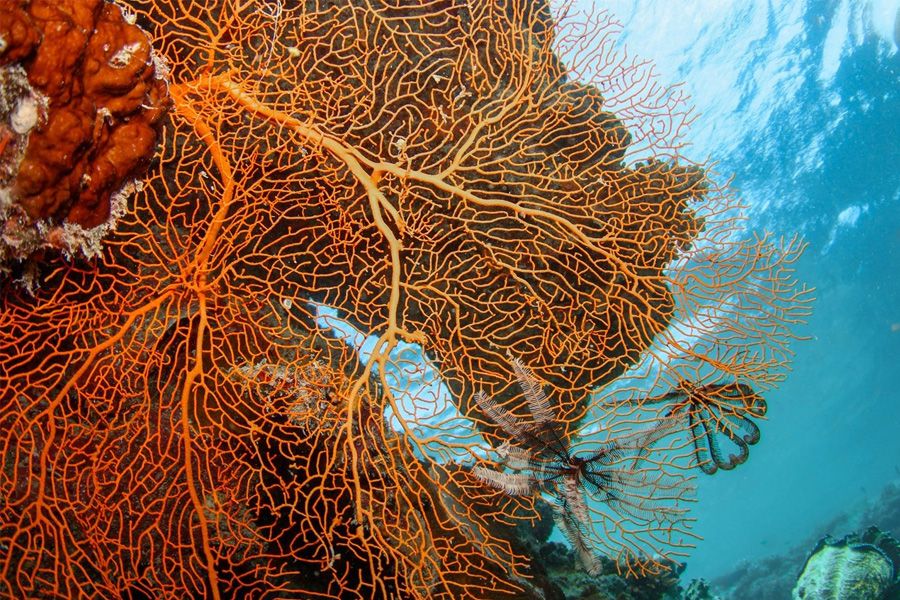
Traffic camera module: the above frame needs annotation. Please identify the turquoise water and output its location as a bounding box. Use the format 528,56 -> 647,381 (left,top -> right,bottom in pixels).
593,0 -> 900,581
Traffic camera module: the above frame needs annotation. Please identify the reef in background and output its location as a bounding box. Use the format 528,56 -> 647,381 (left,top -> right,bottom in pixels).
705,479 -> 900,600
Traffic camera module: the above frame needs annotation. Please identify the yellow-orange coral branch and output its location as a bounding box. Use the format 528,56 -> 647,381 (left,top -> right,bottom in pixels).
1,287 -> 175,583
189,73 -> 638,290
168,83 -> 237,281
177,299 -> 222,600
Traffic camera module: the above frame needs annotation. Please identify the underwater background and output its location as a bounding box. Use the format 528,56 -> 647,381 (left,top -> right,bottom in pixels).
1,0 -> 896,595
589,0 -> 900,584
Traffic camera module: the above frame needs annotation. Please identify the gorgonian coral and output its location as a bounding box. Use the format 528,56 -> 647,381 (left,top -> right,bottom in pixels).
0,0 -> 810,598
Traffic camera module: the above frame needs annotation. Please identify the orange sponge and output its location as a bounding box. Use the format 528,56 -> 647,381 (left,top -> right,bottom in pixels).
0,0 -> 169,273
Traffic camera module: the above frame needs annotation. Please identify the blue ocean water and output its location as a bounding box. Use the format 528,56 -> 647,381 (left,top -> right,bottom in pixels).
587,0 -> 900,581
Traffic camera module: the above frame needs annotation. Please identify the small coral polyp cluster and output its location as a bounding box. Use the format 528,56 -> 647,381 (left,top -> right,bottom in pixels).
0,0 -> 809,598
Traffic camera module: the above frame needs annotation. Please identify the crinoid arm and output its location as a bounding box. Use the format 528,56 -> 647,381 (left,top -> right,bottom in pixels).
688,408 -> 756,474
474,389 -> 530,441
553,476 -> 603,576
643,381 -> 767,474
683,383 -> 765,474
472,466 -> 536,496
496,440 -> 533,470
610,414 -> 685,463
475,368 -> 570,458
506,355 -> 572,457
509,354 -> 555,425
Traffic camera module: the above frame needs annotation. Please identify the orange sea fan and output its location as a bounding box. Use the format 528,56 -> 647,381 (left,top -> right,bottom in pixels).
0,0 -> 810,598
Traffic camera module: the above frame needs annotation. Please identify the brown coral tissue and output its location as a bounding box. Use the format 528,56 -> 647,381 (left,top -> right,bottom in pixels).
0,0 -> 169,278
0,0 -> 812,598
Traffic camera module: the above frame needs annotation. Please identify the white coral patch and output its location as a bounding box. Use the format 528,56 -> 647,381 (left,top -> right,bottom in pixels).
10,95 -> 40,134
0,64 -> 49,182
57,179 -> 139,259
150,50 -> 171,81
109,42 -> 143,68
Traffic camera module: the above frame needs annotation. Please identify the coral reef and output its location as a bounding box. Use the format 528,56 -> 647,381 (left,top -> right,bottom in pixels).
533,541 -> 683,600
0,0 -> 810,597
710,552 -> 804,600
709,483 -> 900,600
0,0 -> 169,278
500,506 -> 686,600
861,482 -> 900,536
793,527 -> 900,600
683,579 -> 721,600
